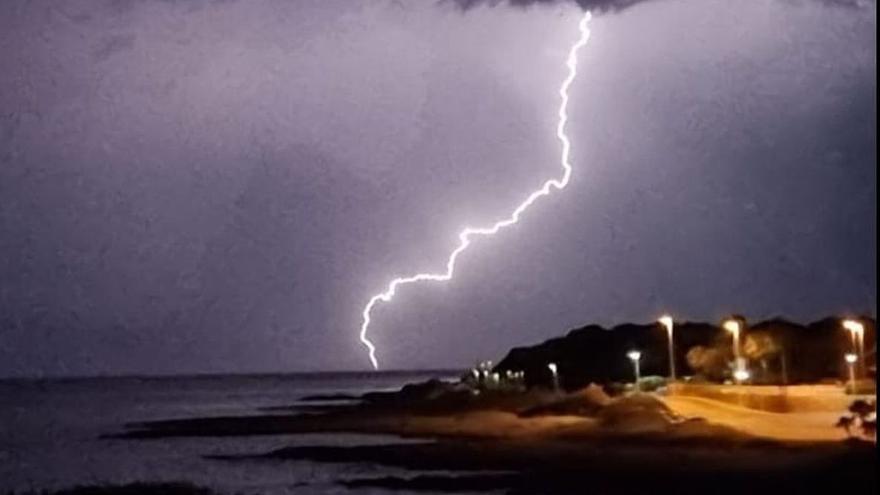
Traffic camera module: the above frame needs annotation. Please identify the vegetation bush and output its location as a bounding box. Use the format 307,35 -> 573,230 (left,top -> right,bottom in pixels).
835,399 -> 876,440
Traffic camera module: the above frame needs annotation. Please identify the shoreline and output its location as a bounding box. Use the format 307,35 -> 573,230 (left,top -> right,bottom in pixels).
89,368 -> 878,494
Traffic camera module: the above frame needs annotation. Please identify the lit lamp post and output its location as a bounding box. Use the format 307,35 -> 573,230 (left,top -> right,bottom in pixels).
658,315 -> 676,382
733,368 -> 750,384
723,319 -> 745,382
547,362 -> 559,393
844,353 -> 858,394
627,350 -> 642,392
842,320 -> 865,377
723,319 -> 742,360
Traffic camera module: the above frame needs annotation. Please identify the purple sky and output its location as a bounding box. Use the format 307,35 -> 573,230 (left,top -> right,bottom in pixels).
0,0 -> 875,377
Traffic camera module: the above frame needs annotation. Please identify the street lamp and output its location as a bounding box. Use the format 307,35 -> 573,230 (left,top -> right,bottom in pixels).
733,368 -> 750,384
547,362 -> 559,392
627,350 -> 642,392
658,315 -> 675,382
842,319 -> 865,377
845,353 -> 858,394
724,319 -> 749,384
723,318 -> 746,376
723,319 -> 741,360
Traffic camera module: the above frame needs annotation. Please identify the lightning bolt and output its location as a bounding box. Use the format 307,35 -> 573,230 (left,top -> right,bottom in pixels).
358,12 -> 592,370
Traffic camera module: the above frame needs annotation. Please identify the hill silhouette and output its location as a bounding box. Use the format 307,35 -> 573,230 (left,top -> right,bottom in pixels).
494,317 -> 876,390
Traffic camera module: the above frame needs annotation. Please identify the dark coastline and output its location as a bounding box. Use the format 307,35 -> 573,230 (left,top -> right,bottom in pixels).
94,317 -> 877,494
105,382 -> 877,494
10,318 -> 876,495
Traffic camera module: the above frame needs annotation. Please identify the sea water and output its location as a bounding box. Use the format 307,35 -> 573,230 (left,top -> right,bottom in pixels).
0,371 -> 473,494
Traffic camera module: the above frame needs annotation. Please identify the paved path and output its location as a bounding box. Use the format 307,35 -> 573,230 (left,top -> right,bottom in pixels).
663,395 -> 848,442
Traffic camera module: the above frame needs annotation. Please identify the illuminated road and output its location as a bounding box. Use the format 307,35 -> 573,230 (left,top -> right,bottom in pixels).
664,395 -> 848,442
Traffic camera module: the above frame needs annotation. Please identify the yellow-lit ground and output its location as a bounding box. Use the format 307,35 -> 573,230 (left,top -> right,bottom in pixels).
123,384 -> 875,445
416,388 -> 875,443
663,395 -> 848,441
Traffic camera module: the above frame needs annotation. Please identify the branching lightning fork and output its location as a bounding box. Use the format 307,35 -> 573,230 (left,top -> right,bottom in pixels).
358,12 -> 593,369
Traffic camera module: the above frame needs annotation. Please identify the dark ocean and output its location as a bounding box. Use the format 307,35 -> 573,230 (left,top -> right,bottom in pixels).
0,371 -> 475,494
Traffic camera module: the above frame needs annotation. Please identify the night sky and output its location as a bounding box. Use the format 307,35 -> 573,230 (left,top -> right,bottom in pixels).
0,0 -> 875,377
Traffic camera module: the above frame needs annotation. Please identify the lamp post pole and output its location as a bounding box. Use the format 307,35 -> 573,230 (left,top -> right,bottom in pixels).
843,320 -> 865,378
724,320 -> 741,361
659,315 -> 675,382
845,353 -> 857,394
547,363 -> 559,393
627,351 -> 642,392
724,319 -> 745,383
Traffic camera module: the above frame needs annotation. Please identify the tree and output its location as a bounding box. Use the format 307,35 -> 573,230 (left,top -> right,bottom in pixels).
742,332 -> 782,382
743,332 -> 781,360
848,399 -> 874,418
837,399 -> 877,441
862,418 -> 876,439
686,346 -> 729,381
835,415 -> 855,437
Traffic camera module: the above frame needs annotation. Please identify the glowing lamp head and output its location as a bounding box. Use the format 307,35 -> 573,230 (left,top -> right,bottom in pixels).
627,350 -> 641,362
733,369 -> 750,382
723,320 -> 740,334
547,363 -> 558,374
843,320 -> 864,335
845,353 -> 858,364
658,315 -> 673,332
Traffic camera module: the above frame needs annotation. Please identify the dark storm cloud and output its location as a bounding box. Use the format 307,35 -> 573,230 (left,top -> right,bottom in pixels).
93,33 -> 136,62
0,0 -> 875,376
448,0 -> 652,13
447,0 -> 871,12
